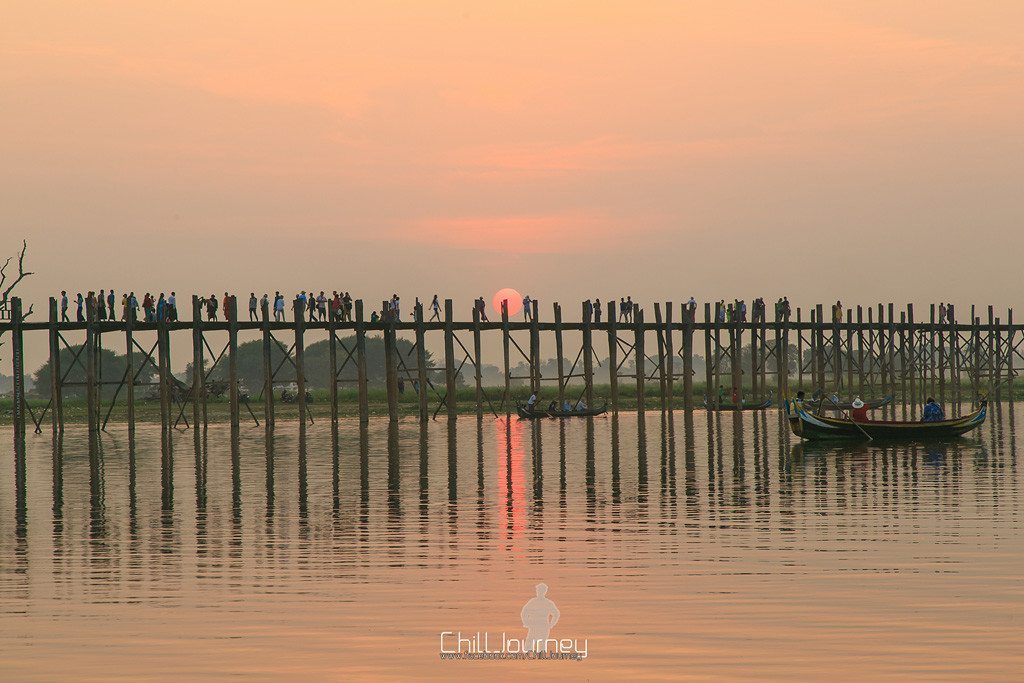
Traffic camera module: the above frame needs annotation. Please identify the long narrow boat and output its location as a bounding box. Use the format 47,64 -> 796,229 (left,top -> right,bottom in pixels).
811,394 -> 893,411
785,399 -> 986,441
517,404 -> 608,419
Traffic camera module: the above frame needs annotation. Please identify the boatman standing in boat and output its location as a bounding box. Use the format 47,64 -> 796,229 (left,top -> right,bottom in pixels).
922,397 -> 944,422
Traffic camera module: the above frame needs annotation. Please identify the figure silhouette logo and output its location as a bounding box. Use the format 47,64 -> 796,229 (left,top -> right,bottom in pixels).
521,583 -> 560,652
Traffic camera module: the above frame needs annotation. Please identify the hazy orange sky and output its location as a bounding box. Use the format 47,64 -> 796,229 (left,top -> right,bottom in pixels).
3,1 -> 1024,318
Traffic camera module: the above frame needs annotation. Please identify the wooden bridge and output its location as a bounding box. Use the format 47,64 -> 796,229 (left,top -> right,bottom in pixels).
2,296 -> 1020,449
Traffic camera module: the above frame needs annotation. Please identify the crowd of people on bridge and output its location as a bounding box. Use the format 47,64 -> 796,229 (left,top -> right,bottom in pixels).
52,291 -> 784,326
60,291 -> 965,328
59,290 -> 179,323
712,297 -> 794,324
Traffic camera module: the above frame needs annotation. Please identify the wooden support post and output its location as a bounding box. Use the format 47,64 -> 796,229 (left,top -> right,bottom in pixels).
995,315 -> 1003,403
750,312 -> 759,401
261,298 -> 274,430
899,309 -> 908,412
124,298 -> 135,434
665,302 -> 675,411
703,303 -> 714,405
856,306 -> 865,398
796,308 -> 804,390
383,301 -> 399,423
910,304 -> 920,413
582,301 -> 594,408
682,302 -> 694,409
444,299 -> 457,420
11,297 -> 26,449
713,302 -> 722,396
952,309 -> 961,409
192,296 -> 205,431
877,304 -> 886,397
608,300 -> 619,413
653,303 -> 666,412
415,303 -> 429,421
554,303 -> 565,407
473,305 -> 483,416
158,318 -> 171,432
529,299 -> 541,394
731,310 -> 742,403
355,300 -> 369,425
635,307 -> 646,412
328,298 -> 339,426
228,295 -> 240,429
85,294 -> 98,432
758,315 -> 767,400
887,303 -> 897,404
928,304 -> 937,401
814,304 -> 825,394
832,307 -> 842,394
293,298 -> 307,427
1007,309 -> 1014,403
867,306 -> 876,389
501,301 -> 511,411
808,308 -> 817,389
774,305 -> 784,399
987,306 -> 996,400
49,298 -> 63,434
96,322 -> 103,423
937,304 -> 946,406
845,309 -> 853,399
972,307 -> 981,402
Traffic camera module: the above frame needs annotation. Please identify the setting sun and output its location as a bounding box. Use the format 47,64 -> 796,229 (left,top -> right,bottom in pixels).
492,288 -> 522,317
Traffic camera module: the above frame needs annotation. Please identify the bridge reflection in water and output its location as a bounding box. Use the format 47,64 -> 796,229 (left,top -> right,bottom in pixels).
0,406 -> 1020,679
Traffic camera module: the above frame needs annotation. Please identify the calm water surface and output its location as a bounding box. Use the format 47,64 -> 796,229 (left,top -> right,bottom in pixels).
1,407 -> 1022,680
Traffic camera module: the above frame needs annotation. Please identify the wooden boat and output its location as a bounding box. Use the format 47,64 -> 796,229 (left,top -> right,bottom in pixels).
517,404 -> 608,419
704,391 -> 774,411
785,399 -> 986,441
810,394 -> 893,411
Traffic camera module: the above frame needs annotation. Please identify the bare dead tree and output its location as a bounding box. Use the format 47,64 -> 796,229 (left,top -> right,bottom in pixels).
0,239 -> 34,319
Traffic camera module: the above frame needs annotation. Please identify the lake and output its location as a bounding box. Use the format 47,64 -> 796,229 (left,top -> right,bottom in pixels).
1,407 -> 1021,680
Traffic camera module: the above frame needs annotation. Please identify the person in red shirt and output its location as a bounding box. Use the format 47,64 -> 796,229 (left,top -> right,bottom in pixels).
850,397 -> 869,422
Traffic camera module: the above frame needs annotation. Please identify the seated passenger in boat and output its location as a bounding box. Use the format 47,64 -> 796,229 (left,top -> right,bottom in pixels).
922,397 -> 944,422
563,401 -> 572,412
527,393 -> 538,409
850,398 -> 869,422
576,400 -> 588,412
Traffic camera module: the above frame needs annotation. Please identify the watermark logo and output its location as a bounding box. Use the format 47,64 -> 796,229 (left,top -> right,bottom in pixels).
439,583 -> 589,661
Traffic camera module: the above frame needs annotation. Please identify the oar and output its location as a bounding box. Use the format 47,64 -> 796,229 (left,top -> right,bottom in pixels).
828,395 -> 873,442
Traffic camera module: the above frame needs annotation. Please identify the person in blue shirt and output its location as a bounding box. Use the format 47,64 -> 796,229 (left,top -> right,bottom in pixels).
922,397 -> 944,422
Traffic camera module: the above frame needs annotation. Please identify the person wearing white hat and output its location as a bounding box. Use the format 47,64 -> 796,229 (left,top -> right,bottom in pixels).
850,397 -> 869,422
